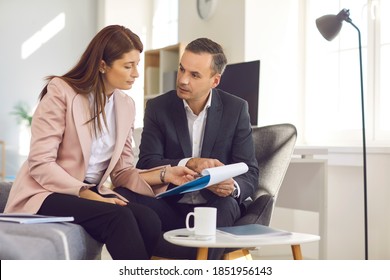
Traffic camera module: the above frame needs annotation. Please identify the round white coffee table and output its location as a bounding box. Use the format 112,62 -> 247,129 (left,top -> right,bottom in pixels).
164,228 -> 320,260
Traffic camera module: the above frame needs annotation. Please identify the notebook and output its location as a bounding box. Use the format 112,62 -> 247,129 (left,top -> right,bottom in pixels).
0,214 -> 74,224
217,224 -> 292,239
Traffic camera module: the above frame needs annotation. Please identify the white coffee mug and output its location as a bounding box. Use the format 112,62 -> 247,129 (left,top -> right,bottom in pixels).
185,207 -> 217,236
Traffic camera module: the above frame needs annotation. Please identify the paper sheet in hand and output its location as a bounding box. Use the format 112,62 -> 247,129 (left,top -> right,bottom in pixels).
156,162 -> 249,199
0,214 -> 74,224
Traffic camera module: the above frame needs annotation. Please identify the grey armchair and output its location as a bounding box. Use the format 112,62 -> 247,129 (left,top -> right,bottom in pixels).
152,123 -> 297,260
223,123 -> 297,259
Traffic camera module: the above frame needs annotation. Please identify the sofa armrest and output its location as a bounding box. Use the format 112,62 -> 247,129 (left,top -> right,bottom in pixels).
0,221 -> 103,260
0,181 -> 12,213
0,182 -> 102,260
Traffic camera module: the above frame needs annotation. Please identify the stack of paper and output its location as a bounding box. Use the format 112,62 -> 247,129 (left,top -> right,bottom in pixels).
0,214 -> 74,224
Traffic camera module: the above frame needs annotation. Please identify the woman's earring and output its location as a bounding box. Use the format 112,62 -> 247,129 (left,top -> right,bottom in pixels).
100,69 -> 105,74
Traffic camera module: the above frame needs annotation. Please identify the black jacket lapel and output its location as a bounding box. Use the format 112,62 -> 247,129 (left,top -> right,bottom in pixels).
201,89 -> 223,157
172,96 -> 192,157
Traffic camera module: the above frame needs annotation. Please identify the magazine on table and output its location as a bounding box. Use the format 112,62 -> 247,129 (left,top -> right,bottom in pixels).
0,214 -> 74,224
217,224 -> 292,239
156,162 -> 249,199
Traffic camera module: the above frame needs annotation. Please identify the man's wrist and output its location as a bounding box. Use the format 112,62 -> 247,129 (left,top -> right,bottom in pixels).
230,181 -> 240,198
230,186 -> 239,198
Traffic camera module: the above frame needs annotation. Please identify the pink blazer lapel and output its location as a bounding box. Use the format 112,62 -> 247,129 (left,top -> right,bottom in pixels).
113,91 -> 134,158
72,94 -> 92,171
98,91 -> 135,187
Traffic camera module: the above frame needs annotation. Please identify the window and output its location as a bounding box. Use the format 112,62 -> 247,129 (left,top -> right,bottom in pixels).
151,0 -> 178,49
305,0 -> 389,146
376,0 -> 390,139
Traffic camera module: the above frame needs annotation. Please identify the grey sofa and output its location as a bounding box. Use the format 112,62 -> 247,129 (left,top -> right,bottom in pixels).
0,181 -> 103,260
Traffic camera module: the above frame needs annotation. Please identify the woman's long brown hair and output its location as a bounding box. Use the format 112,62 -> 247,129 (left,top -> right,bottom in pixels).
39,25 -> 143,135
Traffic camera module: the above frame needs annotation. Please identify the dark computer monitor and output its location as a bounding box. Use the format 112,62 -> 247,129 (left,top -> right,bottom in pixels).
217,60 -> 260,126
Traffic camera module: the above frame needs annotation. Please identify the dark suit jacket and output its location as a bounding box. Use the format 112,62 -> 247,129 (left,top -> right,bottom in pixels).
136,88 -> 259,205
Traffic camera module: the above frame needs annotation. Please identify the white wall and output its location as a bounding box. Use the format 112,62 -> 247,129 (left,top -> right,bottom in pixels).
0,0 -> 97,177
0,0 -> 151,177
97,0 -> 152,128
245,0 -> 304,133
178,0 -> 245,63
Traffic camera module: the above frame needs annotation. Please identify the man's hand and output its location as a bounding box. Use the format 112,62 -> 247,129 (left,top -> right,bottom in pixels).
186,158 -> 224,173
186,158 -> 234,196
207,178 -> 235,197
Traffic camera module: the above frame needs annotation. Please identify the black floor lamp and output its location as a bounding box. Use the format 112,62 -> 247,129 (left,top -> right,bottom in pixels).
316,8 -> 368,260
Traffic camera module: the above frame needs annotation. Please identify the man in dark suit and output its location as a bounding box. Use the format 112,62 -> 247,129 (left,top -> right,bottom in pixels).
117,38 -> 259,259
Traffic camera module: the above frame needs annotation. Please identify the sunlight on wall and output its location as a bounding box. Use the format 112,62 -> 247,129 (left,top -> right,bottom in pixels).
17,104 -> 36,156
21,12 -> 66,59
152,0 -> 178,49
18,125 -> 30,156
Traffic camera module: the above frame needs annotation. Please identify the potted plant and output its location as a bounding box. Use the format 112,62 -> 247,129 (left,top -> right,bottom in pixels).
10,102 -> 32,127
10,102 -> 33,156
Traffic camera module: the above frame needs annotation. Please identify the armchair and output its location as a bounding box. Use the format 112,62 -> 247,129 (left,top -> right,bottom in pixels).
152,123 -> 297,260
222,123 -> 297,259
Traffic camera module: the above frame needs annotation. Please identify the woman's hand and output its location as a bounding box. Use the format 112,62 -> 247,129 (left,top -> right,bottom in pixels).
164,166 -> 198,186
79,189 -> 127,206
103,197 -> 128,206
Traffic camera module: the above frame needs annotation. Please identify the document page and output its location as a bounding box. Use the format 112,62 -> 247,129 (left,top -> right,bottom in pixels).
156,162 -> 249,199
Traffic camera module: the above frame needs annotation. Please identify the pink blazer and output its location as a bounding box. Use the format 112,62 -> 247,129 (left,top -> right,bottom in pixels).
5,78 -> 167,214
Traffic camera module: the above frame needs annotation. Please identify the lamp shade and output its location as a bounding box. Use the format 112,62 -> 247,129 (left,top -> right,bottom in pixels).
316,8 -> 351,41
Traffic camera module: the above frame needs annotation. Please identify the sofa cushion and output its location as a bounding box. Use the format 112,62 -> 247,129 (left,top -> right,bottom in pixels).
0,221 -> 103,259
0,227 -> 67,259
0,181 -> 103,259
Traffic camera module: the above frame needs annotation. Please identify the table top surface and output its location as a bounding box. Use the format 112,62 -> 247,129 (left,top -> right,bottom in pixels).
164,228 -> 320,248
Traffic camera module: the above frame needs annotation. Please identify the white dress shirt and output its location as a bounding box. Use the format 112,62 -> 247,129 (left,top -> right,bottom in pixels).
178,92 -> 240,204
84,94 -> 116,184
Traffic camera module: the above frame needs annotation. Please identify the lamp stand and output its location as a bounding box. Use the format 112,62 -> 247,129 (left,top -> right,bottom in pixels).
316,9 -> 368,260
347,20 -> 368,261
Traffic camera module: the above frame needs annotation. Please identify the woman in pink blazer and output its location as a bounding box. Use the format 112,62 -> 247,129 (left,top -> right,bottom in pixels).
4,25 -> 196,260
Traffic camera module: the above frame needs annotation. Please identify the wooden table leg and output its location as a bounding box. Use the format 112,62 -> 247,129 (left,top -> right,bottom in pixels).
291,244 -> 303,260
196,247 -> 209,260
